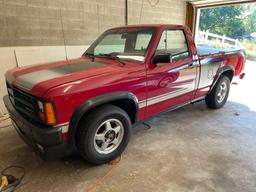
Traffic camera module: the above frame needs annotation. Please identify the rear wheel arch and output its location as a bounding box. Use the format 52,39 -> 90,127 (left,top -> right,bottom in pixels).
218,65 -> 234,80
68,92 -> 139,150
206,75 -> 230,109
221,70 -> 234,82
210,65 -> 234,92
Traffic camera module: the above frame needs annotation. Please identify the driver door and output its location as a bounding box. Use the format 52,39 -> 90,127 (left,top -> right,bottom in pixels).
145,29 -> 199,118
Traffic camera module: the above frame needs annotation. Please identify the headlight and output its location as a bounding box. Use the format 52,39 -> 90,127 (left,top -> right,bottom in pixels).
37,100 -> 56,125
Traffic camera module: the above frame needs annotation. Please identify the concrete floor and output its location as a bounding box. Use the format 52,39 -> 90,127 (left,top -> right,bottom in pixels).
0,61 -> 256,192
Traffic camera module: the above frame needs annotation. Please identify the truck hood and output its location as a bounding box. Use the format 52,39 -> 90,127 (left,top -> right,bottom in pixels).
6,57 -> 129,97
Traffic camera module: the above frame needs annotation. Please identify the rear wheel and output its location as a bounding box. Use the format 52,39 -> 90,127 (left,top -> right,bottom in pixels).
77,105 -> 131,164
205,75 -> 230,109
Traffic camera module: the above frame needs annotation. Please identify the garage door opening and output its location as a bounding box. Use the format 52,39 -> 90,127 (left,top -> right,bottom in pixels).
192,1 -> 256,112
195,2 -> 256,60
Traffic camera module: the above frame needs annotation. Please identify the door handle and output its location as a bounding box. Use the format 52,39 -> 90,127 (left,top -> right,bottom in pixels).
188,62 -> 194,68
188,62 -> 199,68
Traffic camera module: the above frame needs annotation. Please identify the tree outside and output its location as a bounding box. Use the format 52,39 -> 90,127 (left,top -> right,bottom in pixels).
198,3 -> 256,60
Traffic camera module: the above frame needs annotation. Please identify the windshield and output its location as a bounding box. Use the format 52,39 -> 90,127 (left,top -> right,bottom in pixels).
85,28 -> 155,62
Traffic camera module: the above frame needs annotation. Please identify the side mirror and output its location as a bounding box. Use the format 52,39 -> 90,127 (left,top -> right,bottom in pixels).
153,54 -> 172,64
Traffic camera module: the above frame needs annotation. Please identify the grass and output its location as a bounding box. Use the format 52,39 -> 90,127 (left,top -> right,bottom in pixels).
241,40 -> 256,60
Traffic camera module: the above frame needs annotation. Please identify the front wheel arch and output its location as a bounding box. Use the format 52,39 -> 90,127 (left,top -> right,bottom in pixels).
68,92 -> 139,151
76,104 -> 132,164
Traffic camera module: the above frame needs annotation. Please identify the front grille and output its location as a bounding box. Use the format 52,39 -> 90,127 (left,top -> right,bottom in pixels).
7,82 -> 35,119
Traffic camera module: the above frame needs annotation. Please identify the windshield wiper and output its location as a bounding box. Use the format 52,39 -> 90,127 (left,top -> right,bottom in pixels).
97,53 -> 125,65
83,52 -> 95,58
83,52 -> 95,61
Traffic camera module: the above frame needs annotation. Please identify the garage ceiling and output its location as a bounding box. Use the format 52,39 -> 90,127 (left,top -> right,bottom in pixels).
187,0 -> 256,7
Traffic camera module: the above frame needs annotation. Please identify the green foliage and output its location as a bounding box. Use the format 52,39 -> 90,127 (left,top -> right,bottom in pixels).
199,4 -> 256,38
199,6 -> 245,38
244,7 -> 256,34
242,40 -> 256,60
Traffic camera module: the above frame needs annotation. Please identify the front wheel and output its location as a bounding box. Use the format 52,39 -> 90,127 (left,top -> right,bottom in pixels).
205,75 -> 230,109
77,105 -> 131,165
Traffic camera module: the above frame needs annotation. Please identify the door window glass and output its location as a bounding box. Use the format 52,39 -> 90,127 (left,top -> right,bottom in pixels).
156,30 -> 189,60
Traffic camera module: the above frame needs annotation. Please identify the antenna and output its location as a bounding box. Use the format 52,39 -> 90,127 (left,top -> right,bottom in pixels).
60,9 -> 68,61
125,0 -> 128,25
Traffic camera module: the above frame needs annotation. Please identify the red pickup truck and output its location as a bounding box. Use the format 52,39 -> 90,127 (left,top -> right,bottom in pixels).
4,24 -> 245,164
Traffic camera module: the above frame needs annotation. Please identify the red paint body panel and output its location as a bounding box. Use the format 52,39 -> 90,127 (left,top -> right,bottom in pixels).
5,24 -> 246,128
43,58 -> 147,123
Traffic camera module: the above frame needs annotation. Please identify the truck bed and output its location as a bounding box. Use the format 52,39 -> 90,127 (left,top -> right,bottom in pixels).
197,45 -> 245,78
197,45 -> 241,56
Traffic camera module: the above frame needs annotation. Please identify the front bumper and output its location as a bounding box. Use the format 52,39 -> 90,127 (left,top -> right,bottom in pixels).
3,95 -> 72,160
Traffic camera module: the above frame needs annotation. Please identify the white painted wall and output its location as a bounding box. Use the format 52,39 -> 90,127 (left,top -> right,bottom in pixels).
0,45 -> 89,114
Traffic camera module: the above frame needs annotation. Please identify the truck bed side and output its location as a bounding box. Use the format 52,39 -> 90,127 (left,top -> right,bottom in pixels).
195,46 -> 245,98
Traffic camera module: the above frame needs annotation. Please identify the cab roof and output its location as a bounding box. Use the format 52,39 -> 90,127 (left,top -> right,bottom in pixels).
108,24 -> 185,31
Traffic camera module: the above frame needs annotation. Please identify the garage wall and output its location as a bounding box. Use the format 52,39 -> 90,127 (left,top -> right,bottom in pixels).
0,0 -> 186,114
129,0 -> 186,24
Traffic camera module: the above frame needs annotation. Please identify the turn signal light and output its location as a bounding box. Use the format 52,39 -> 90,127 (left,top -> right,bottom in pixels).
37,101 -> 56,125
45,102 -> 56,125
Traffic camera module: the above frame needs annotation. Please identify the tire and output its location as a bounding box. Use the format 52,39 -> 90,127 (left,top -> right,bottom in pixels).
205,75 -> 230,109
77,105 -> 131,165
